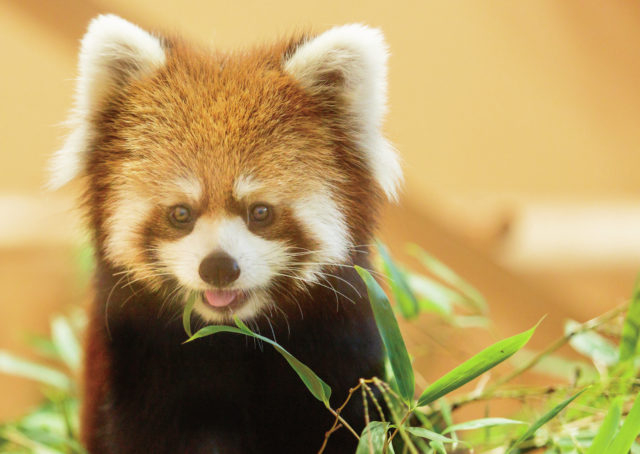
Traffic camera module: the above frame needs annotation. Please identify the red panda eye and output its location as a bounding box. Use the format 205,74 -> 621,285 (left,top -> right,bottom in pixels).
249,203 -> 272,225
169,205 -> 192,226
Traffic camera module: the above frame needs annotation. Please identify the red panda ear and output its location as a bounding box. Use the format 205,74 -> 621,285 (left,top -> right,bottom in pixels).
48,15 -> 166,189
284,25 -> 402,201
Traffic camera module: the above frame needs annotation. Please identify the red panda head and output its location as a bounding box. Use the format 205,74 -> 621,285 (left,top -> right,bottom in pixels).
50,15 -> 402,322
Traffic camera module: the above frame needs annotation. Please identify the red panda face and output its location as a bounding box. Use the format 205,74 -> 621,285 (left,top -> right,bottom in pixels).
50,16 -> 402,322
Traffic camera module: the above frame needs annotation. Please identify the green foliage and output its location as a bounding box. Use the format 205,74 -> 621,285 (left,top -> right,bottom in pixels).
188,316 -> 332,406
507,389 -> 586,453
587,397 -> 622,454
416,322 -> 538,406
607,393 -> 640,454
620,275 -> 640,362
356,422 -> 393,454
3,243 -> 640,453
355,266 -> 414,404
0,313 -> 83,453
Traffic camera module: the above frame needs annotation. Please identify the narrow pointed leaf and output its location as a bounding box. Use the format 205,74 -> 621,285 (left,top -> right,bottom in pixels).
356,266 -> 415,403
404,427 -> 456,444
566,319 -> 618,366
507,389 -> 586,453
182,294 -> 197,337
407,243 -> 487,313
187,318 -> 331,405
356,421 -> 392,454
620,275 -> 640,362
417,322 -> 539,406
586,397 -> 622,454
607,392 -> 640,454
0,351 -> 70,391
443,418 -> 526,434
377,242 -> 420,319
50,316 -> 81,372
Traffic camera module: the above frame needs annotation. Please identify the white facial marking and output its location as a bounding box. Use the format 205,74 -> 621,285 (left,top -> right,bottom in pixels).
157,216 -> 290,321
104,190 -> 153,268
49,14 -> 166,189
292,190 -> 351,280
233,175 -> 263,200
284,24 -> 403,201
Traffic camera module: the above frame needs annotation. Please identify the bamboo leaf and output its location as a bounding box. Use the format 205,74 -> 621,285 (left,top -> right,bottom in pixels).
377,243 -> 420,319
377,244 -> 419,320
182,294 -> 197,337
50,317 -> 81,372
407,243 -> 487,313
0,351 -> 70,391
187,317 -> 332,405
507,389 -> 586,453
404,427 -> 456,444
355,266 -> 415,404
417,322 -> 539,406
443,418 -> 526,434
566,319 -> 619,366
586,397 -> 622,454
356,421 -> 392,454
620,275 -> 640,362
607,392 -> 640,454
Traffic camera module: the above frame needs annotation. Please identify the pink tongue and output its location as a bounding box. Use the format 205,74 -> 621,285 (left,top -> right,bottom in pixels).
204,290 -> 238,307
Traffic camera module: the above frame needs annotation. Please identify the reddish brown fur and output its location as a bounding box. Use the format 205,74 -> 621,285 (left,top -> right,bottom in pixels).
78,30 -> 389,453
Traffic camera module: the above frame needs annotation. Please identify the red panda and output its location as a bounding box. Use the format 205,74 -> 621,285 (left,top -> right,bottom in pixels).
50,15 -> 402,454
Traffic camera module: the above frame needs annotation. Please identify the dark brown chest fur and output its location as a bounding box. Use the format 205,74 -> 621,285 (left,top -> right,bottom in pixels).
82,258 -> 384,454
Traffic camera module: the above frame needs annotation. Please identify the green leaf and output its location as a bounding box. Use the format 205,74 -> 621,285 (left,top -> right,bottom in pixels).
355,266 -> 415,404
377,242 -> 420,319
407,243 -> 487,313
438,398 -> 457,443
187,317 -> 331,405
607,392 -> 640,454
429,440 -> 447,454
404,272 -> 458,315
0,351 -> 70,391
443,418 -> 526,434
417,322 -> 539,406
507,389 -> 586,453
356,421 -> 392,454
182,293 -> 197,337
50,317 -> 81,372
620,275 -> 640,362
586,397 -> 622,454
404,427 -> 456,444
565,319 -> 619,366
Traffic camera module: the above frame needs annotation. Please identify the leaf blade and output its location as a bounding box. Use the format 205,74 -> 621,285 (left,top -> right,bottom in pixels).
356,421 -> 392,454
443,418 -> 526,434
417,322 -> 539,407
355,266 -> 415,404
607,392 -> 640,454
586,397 -> 622,454
186,318 -> 332,405
0,351 -> 70,391
619,275 -> 640,362
377,243 -> 420,319
507,389 -> 586,453
182,294 -> 197,337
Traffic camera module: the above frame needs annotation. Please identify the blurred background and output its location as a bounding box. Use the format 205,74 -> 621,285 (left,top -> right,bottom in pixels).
1,0 -> 639,421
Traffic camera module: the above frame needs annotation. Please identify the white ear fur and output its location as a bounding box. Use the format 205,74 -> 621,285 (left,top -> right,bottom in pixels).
48,14 -> 166,189
284,24 -> 402,201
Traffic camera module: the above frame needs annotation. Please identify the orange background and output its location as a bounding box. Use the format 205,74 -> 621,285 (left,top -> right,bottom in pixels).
1,0 -> 639,420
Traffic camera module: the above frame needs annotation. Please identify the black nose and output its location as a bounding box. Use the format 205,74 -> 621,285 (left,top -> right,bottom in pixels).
198,252 -> 240,287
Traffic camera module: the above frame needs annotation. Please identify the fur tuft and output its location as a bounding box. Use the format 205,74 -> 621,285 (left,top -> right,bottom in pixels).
284,24 -> 403,201
48,14 -> 166,189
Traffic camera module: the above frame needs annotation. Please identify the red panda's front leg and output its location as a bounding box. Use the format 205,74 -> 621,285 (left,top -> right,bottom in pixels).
79,308 -> 112,453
